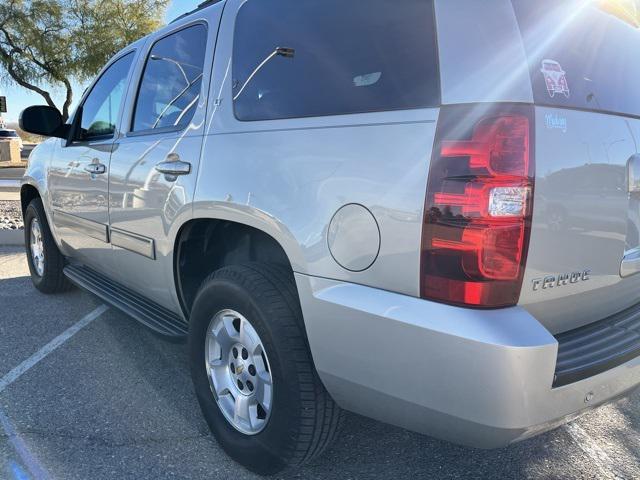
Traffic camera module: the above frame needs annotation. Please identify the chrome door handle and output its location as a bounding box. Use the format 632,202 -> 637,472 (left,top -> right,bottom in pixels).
84,162 -> 106,175
155,155 -> 191,179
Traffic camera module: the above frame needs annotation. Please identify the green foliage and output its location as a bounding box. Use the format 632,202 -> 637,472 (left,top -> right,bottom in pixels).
0,0 -> 169,121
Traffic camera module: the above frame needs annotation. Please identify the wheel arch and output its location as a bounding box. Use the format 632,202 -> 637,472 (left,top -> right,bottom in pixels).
173,216 -> 305,316
20,183 -> 41,216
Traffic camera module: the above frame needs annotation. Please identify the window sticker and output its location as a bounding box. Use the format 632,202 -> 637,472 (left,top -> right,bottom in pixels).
353,72 -> 382,87
540,59 -> 570,98
545,112 -> 568,133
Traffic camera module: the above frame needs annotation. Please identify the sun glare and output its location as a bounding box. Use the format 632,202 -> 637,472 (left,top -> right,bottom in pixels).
598,0 -> 640,26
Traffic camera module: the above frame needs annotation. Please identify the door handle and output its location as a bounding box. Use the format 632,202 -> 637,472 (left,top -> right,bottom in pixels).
84,160 -> 106,175
155,154 -> 191,180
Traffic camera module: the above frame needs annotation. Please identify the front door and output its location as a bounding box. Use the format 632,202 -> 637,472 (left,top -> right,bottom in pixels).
107,19 -> 216,311
49,52 -> 136,272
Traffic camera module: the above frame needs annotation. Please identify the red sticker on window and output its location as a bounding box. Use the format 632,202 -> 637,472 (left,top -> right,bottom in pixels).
540,59 -> 570,98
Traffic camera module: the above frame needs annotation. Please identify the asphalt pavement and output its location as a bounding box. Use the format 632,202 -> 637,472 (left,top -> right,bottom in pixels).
1,246 -> 640,479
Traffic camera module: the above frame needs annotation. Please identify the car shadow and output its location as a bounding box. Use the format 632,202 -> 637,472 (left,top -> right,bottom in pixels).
98,311 -> 622,480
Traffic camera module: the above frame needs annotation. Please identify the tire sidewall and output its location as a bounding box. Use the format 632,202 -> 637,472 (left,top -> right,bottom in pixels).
24,200 -> 48,288
189,277 -> 302,474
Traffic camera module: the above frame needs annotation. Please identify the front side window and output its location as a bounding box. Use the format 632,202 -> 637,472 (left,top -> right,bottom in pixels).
232,0 -> 439,121
132,25 -> 208,133
80,52 -> 134,140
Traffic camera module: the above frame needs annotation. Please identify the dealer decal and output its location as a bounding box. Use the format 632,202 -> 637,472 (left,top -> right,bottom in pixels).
545,113 -> 568,133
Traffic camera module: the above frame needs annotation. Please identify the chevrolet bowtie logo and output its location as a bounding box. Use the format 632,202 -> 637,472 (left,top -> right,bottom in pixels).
235,363 -> 245,375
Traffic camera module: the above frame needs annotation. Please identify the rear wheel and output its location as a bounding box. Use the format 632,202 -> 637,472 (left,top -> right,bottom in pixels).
24,198 -> 71,293
189,263 -> 342,475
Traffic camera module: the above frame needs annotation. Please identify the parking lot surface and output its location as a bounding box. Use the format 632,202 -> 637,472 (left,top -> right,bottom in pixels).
1,246 -> 640,479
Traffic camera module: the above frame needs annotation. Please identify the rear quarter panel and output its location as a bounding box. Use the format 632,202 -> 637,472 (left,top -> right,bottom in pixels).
195,109 -> 438,296
194,0 -> 438,296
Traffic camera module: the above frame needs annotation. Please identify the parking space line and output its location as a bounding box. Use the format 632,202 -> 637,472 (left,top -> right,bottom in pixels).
565,422 -> 628,480
0,304 -> 109,394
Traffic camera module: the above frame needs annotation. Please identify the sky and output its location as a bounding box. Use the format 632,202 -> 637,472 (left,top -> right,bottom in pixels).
0,0 -> 201,123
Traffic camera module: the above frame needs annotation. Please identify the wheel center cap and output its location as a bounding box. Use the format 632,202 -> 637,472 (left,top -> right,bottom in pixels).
235,363 -> 245,375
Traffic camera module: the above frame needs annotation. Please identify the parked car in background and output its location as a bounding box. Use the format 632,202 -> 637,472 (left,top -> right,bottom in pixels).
16,0 -> 640,475
0,127 -> 23,151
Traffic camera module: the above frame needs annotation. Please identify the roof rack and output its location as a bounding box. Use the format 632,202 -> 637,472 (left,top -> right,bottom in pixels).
170,0 -> 224,24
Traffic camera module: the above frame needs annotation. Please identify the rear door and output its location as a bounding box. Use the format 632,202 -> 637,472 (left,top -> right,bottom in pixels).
512,0 -> 640,333
107,12 -> 219,311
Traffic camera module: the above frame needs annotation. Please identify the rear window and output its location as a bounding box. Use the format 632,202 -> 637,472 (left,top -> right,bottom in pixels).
232,0 -> 439,121
512,0 -> 640,117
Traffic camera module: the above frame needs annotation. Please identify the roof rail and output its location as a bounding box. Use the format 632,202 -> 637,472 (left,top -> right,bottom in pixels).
170,0 -> 224,24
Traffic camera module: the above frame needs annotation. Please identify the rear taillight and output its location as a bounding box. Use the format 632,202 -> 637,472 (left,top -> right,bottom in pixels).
421,104 -> 535,308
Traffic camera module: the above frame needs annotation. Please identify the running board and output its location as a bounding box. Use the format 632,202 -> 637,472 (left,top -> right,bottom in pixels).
64,264 -> 188,338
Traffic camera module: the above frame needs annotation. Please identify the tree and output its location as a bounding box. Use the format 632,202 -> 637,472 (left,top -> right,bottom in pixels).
0,0 -> 169,122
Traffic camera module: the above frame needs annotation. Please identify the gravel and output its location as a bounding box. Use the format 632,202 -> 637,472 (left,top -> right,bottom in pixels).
0,200 -> 23,230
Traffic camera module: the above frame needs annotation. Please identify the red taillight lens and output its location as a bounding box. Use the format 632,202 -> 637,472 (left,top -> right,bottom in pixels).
421,104 -> 534,308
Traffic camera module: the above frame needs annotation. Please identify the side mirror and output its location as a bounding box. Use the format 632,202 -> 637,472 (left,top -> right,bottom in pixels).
19,106 -> 70,139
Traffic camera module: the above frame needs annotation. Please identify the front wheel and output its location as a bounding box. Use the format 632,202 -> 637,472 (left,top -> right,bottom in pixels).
189,263 -> 342,475
23,198 -> 72,293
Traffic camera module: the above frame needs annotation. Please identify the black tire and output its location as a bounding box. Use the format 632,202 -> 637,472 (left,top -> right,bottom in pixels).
23,198 -> 72,293
189,263 -> 343,475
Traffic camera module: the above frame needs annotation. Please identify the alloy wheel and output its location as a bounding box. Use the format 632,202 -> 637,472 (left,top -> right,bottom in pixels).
205,309 -> 273,435
30,218 -> 45,277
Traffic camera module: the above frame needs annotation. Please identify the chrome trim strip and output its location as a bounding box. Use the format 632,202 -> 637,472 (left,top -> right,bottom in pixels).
53,209 -> 109,243
110,227 -> 156,260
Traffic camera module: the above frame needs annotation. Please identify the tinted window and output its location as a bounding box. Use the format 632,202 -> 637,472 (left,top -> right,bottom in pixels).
233,0 -> 439,121
132,25 -> 207,132
513,0 -> 640,117
80,53 -> 134,139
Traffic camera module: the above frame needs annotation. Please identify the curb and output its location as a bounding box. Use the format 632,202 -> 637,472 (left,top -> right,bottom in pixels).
0,229 -> 24,246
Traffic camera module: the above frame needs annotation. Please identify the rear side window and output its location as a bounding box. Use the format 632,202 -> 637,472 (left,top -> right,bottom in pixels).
232,0 -> 439,121
132,24 -> 207,133
513,0 -> 640,117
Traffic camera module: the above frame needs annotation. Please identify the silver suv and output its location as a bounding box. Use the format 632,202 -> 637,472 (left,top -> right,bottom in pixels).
18,0 -> 640,474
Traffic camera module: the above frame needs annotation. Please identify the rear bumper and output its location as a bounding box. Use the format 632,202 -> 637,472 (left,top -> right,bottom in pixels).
295,274 -> 640,448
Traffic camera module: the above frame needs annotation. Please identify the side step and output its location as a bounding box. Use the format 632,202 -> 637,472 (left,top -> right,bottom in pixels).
64,264 -> 188,338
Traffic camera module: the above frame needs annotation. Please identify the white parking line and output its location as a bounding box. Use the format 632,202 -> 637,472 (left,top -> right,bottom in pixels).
0,304 -> 109,394
0,304 -> 109,479
565,422 -> 628,480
